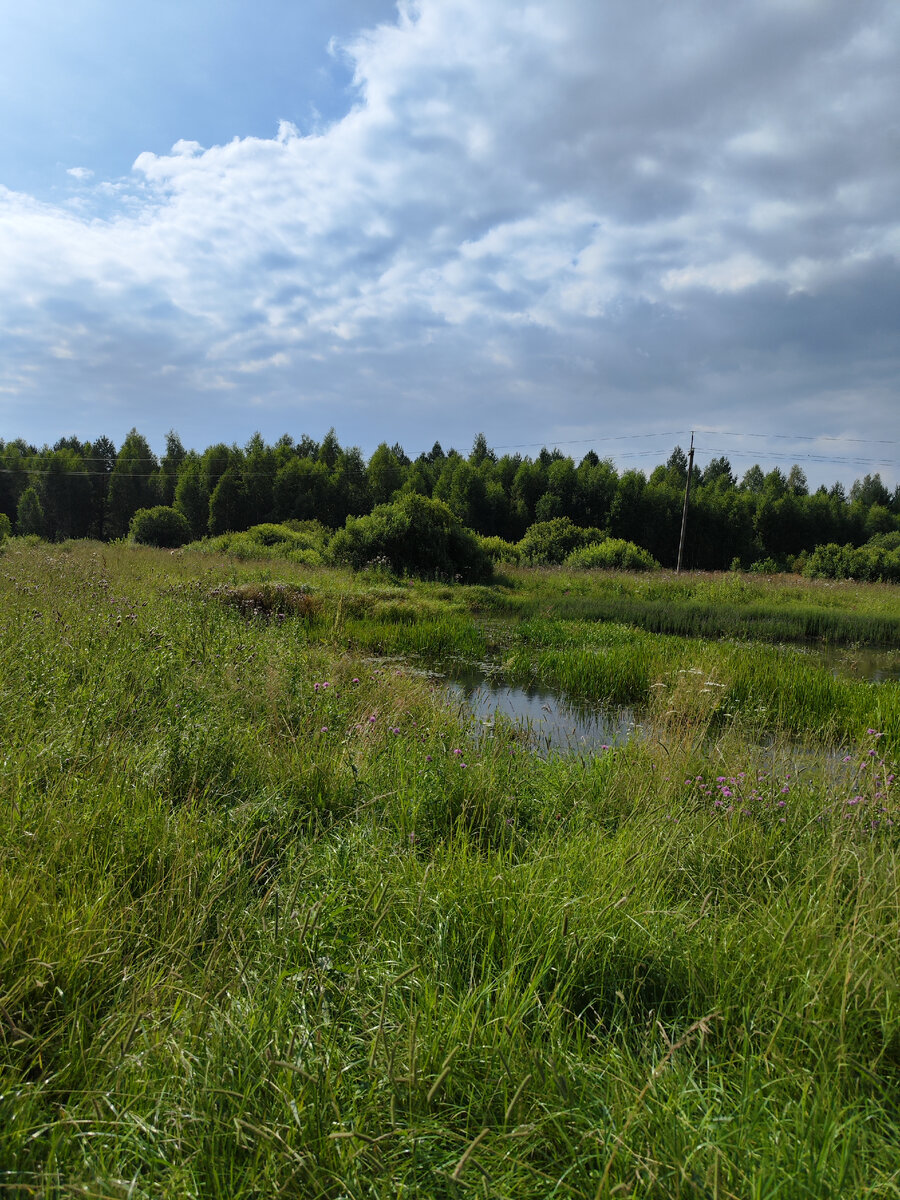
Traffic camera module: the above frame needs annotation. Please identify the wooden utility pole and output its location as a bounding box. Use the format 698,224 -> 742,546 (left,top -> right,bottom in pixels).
676,431 -> 694,574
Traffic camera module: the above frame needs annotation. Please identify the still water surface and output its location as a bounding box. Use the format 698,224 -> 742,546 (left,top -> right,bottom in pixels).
441,642 -> 900,755
444,661 -> 636,754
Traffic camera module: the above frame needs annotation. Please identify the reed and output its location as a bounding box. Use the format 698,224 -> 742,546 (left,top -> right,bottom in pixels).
503,619 -> 900,750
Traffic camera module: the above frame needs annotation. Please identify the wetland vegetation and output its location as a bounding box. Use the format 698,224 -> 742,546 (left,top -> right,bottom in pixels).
2,538 -> 899,1197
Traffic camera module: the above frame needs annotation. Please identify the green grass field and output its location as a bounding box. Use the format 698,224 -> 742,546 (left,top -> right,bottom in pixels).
2,541 -> 899,1198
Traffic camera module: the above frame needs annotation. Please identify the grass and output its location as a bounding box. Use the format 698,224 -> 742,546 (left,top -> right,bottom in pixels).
506,568 -> 900,646
504,619 -> 900,750
1,540 -> 900,1197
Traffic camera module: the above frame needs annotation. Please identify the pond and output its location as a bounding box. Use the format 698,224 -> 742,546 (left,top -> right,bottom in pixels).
804,644 -> 900,683
438,638 -> 900,757
442,660 -> 637,755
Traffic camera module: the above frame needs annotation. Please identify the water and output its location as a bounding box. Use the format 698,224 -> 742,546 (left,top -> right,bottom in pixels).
439,639 -> 900,757
804,644 -> 900,684
426,630 -> 900,758
443,661 -> 636,754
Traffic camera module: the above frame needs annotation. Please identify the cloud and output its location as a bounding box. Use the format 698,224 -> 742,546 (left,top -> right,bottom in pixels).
66,167 -> 94,181
1,0 -> 899,481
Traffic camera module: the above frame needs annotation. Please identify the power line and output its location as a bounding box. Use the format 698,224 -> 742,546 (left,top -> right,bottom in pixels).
695,428 -> 900,447
695,446 -> 896,469
490,427 -> 900,456
2,425 -> 897,477
490,430 -> 690,450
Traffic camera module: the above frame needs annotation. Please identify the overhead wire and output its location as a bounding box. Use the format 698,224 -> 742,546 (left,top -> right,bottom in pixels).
1,426 -> 896,476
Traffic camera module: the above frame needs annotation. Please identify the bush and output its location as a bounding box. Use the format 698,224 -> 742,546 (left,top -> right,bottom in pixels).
329,494 -> 492,582
209,581 -> 321,620
565,538 -> 659,571
129,506 -> 191,548
0,513 -> 11,543
517,518 -> 606,565
195,522 -> 328,565
477,535 -> 522,565
804,541 -> 900,583
749,557 -> 784,575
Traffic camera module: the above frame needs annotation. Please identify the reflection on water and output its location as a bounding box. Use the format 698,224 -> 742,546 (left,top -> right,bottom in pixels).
806,644 -> 900,683
439,639 -> 900,757
433,635 -> 900,757
443,661 -> 636,754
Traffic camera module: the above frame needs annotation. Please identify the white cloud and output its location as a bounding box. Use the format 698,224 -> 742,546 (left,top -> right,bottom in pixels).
1,0 -> 899,476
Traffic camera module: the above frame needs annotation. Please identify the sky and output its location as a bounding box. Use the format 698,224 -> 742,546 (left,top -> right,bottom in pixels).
1,0 -> 899,487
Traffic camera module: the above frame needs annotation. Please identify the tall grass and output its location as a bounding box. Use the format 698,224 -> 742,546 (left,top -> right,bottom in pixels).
2,542 -> 900,1197
540,593 -> 900,645
503,618 -> 900,749
503,569 -> 900,645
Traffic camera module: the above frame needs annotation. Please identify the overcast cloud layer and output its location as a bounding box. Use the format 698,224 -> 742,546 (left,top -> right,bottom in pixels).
1,0 -> 899,484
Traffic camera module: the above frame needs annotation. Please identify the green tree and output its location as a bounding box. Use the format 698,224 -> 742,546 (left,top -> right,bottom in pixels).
0,441 -> 31,523
399,460 -> 433,498
850,473 -> 891,509
510,459 -> 547,528
609,470 -> 649,545
272,458 -> 332,523
174,455 -> 209,540
83,435 -> 117,538
318,428 -> 342,470
243,432 -> 276,526
201,443 -> 233,498
538,457 -> 577,522
739,465 -> 765,494
158,431 -> 187,505
17,486 -> 47,537
39,448 -> 93,539
575,456 -> 618,529
106,430 -> 158,538
468,432 -> 494,466
701,456 -> 735,490
786,464 -> 808,497
208,466 -> 247,535
661,446 -> 688,487
864,504 -> 896,539
332,447 -> 371,522
434,458 -> 491,531
367,444 -> 403,507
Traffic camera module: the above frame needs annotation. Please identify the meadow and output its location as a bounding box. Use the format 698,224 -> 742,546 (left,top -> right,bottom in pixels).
1,540 -> 899,1198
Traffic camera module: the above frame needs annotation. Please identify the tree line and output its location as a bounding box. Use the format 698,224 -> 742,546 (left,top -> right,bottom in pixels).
2,427 -> 898,570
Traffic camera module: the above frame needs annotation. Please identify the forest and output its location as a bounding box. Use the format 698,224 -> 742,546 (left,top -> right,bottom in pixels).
2,427 -> 899,572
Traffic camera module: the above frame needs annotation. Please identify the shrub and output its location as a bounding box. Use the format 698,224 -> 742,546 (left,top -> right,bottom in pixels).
0,513 -> 11,544
477,535 -> 522,565
129,506 -> 191,548
749,557 -> 784,575
565,538 -> 659,571
803,542 -> 900,583
329,494 -> 492,582
517,519 -> 606,565
209,581 -> 321,620
196,522 -> 328,564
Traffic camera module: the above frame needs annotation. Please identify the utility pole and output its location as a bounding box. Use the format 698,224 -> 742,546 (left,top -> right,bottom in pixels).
676,431 -> 694,575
